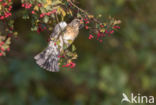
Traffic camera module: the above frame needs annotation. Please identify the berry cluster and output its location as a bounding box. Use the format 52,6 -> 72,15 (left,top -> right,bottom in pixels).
82,17 -> 121,43
22,3 -> 32,10
39,9 -> 57,18
21,1 -> 57,18
37,24 -> 47,33
62,61 -> 76,69
0,37 -> 10,56
0,0 -> 14,56
0,0 -> 12,20
0,0 -> 121,71
21,0 -> 60,33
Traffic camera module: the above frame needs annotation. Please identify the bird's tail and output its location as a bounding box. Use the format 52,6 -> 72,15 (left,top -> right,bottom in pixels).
34,43 -> 60,72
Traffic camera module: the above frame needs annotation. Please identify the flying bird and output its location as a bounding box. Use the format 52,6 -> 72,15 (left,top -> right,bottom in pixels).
34,19 -> 82,72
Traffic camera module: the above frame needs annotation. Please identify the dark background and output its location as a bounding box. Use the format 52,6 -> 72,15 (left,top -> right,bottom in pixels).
0,0 -> 155,105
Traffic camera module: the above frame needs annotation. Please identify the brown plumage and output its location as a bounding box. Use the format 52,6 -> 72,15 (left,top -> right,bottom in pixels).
34,19 -> 81,72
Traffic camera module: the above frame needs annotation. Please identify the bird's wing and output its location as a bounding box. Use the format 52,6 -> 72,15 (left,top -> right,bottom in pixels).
50,21 -> 67,38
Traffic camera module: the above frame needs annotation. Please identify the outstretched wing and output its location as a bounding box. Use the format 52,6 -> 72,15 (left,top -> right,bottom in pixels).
50,21 -> 67,38
34,21 -> 67,72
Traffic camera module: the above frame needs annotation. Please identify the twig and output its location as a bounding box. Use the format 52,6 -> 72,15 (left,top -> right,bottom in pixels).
67,0 -> 101,24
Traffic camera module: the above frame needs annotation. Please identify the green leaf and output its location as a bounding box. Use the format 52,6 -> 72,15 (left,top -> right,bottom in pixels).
72,45 -> 76,52
43,16 -> 49,23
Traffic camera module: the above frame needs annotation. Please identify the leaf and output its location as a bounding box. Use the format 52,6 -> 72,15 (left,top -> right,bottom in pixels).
34,6 -> 39,11
0,5 -> 2,11
100,29 -> 105,33
72,45 -> 76,52
57,7 -> 66,20
66,51 -> 73,57
52,0 -> 62,6
45,5 -> 51,11
67,10 -> 73,16
56,40 -> 60,45
40,8 -> 47,14
13,32 -> 18,37
43,16 -> 49,23
63,43 -> 68,49
88,15 -> 94,19
72,53 -> 78,60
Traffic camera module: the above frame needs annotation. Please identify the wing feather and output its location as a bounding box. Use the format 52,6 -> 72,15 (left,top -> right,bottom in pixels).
50,21 -> 67,38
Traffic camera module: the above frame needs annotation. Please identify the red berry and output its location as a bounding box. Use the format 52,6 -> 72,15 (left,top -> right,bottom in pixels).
110,30 -> 114,34
0,16 -> 4,20
38,3 -> 42,7
85,21 -> 89,24
0,53 -> 3,56
113,26 -> 120,29
100,25 -> 104,28
89,34 -> 94,39
2,3 -> 7,6
31,11 -> 35,14
46,12 -> 51,16
22,4 -> 25,7
40,14 -> 44,18
99,40 -> 103,43
7,48 -> 10,52
97,32 -> 101,38
85,26 -> 89,29
70,62 -> 76,68
0,42 -> 4,46
1,47 -> 5,51
51,9 -> 57,14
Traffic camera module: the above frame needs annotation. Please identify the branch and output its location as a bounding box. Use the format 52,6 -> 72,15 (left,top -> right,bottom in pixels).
67,0 -> 101,24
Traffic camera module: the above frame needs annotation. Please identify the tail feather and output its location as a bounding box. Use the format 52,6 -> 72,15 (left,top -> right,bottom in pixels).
34,44 -> 60,72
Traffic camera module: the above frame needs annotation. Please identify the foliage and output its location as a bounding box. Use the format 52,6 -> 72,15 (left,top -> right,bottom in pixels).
0,0 -> 155,105
0,0 -> 120,69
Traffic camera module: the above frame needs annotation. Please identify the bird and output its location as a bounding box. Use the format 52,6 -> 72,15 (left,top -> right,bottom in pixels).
34,19 -> 82,72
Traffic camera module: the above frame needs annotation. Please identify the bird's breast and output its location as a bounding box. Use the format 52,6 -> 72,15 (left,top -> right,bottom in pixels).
63,33 -> 74,41
63,31 -> 78,43
59,26 -> 79,48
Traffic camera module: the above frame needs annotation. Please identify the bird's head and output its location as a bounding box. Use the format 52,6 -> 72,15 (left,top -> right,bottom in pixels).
70,19 -> 83,29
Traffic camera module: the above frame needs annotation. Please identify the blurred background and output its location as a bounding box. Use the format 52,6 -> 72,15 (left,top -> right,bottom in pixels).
0,0 -> 156,105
